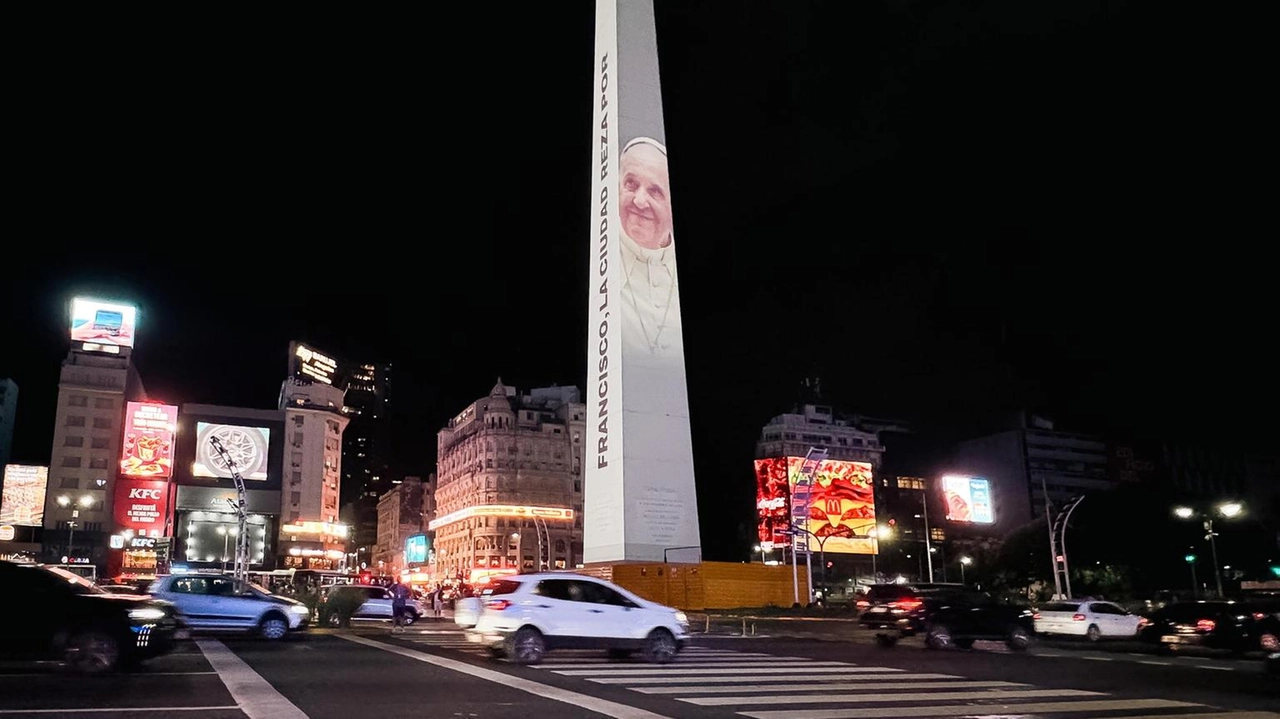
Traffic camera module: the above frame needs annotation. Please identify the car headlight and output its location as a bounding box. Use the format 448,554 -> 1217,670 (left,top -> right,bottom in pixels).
129,607 -> 167,621
674,611 -> 688,625
289,605 -> 312,615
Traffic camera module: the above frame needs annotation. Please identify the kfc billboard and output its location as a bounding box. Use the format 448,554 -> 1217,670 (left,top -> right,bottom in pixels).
70,297 -> 137,349
120,402 -> 177,479
113,480 -> 169,538
0,464 -> 48,527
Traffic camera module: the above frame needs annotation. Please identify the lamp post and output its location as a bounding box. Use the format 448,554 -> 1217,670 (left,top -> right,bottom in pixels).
511,532 -> 521,572
752,544 -> 765,565
959,556 -> 972,585
870,524 -> 892,581
1174,502 -> 1243,599
56,494 -> 94,561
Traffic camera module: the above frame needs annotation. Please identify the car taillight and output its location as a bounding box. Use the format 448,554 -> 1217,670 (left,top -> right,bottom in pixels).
1196,619 -> 1216,632
1032,612 -> 1042,620
486,599 -> 512,611
1137,617 -> 1150,628
856,600 -> 870,609
889,599 -> 923,611
1072,614 -> 1087,622
1252,612 -> 1266,621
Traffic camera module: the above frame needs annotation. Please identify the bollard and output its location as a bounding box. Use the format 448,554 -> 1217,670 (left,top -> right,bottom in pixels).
751,622 -> 757,636
705,614 -> 710,633
742,617 -> 747,636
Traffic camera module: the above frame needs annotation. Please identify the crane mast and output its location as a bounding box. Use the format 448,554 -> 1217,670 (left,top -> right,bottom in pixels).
207,435 -> 251,582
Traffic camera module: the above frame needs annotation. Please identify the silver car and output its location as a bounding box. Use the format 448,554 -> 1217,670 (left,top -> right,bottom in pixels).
149,573 -> 311,640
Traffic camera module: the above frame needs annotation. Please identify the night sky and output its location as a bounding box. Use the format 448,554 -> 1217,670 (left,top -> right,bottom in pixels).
5,2 -> 1273,559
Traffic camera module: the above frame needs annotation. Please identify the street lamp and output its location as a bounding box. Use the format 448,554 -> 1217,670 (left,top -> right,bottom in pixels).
959,556 -> 973,585
752,544 -> 766,565
55,494 -> 94,560
1173,502 -> 1244,598
869,524 -> 893,580
511,532 -> 521,572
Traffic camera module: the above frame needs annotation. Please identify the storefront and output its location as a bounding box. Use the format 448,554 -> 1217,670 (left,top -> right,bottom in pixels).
173,486 -> 279,571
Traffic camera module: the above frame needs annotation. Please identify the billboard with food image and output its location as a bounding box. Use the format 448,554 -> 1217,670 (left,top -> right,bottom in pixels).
0,465 -> 49,527
942,474 -> 994,524
120,402 -> 177,478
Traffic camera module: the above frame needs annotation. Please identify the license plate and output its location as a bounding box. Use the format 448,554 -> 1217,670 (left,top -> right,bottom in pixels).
175,628 -> 192,640
867,607 -> 887,613
1160,635 -> 1180,643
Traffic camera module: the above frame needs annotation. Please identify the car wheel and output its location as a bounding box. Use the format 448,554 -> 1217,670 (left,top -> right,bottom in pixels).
1086,624 -> 1102,642
259,613 -> 289,640
954,638 -> 975,650
874,634 -> 898,648
1259,633 -> 1279,652
1007,625 -> 1032,652
643,628 -> 678,664
64,630 -> 121,675
925,624 -> 953,650
507,626 -> 546,665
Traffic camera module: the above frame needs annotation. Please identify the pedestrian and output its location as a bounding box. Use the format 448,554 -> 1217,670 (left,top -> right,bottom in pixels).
390,580 -> 412,634
432,587 -> 444,621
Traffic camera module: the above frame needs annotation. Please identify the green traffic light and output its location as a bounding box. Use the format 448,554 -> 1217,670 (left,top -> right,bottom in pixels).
1270,565 -> 1280,578
1184,554 -> 1197,563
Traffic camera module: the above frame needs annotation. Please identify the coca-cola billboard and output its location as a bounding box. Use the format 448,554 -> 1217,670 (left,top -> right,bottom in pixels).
113,479 -> 169,538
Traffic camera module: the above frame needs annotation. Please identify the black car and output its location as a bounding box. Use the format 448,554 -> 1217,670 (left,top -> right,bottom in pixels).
859,582 -> 1035,651
1139,600 -> 1278,655
0,560 -> 181,673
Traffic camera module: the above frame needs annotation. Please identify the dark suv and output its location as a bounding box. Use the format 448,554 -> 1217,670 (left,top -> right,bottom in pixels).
0,560 -> 181,673
1139,600 -> 1280,655
859,582 -> 1035,651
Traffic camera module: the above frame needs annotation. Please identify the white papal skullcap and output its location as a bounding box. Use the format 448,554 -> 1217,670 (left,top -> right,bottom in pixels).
622,136 -> 667,156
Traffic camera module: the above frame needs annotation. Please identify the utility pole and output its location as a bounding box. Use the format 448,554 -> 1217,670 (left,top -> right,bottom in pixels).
1042,477 -> 1063,599
922,489 -> 934,582
1053,496 -> 1085,599
208,435 -> 251,582
789,448 -> 826,605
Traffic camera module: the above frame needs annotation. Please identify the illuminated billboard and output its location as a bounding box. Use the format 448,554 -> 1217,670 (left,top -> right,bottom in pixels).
113,479 -> 169,538
70,298 -> 137,349
120,402 -> 178,478
754,457 -> 877,555
0,464 -> 49,527
754,458 -> 791,549
193,423 -> 271,480
942,475 -> 995,524
405,534 -> 429,565
428,504 -> 574,531
289,342 -> 341,386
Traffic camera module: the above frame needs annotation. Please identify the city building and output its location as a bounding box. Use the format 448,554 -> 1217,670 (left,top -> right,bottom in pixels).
431,381 -> 585,583
950,413 -> 1109,533
172,404 -> 285,572
755,404 -> 887,466
277,378 -> 349,570
42,339 -> 147,570
373,475 -> 429,575
341,360 -> 392,571
0,378 -> 16,470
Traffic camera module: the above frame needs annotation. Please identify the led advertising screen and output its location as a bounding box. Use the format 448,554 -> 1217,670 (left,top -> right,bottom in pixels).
754,458 -> 792,549
192,423 -> 271,480
794,458 -> 877,555
113,479 -> 169,538
942,475 -> 995,524
405,534 -> 429,565
0,464 -> 49,527
70,298 -> 137,349
120,402 -> 178,478
289,342 -> 341,386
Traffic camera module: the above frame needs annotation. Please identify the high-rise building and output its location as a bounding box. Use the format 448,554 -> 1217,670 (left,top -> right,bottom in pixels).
373,475 -> 427,575
341,361 -> 392,569
277,378 -> 349,570
432,381 -> 585,583
0,378 -> 17,470
43,338 -> 147,569
756,404 -> 887,466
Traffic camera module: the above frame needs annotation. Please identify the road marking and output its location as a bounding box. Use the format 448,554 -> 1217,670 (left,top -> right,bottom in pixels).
589,672 -> 953,685
551,661 -> 852,673
634,680 -> 1027,694
1080,655 -> 1114,661
339,634 -> 675,719
1035,651 -> 1066,657
1138,660 -> 1172,666
196,639 -> 308,719
533,657 -> 813,669
554,665 -> 897,677
1192,664 -> 1235,671
740,698 -> 1199,719
0,708 -> 239,714
1119,713 -> 1280,719
685,688 -> 1102,707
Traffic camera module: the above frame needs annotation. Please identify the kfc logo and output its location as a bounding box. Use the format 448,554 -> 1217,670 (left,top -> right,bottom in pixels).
129,488 -> 163,500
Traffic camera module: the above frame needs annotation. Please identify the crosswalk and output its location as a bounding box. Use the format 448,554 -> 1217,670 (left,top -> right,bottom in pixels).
394,629 -> 1279,719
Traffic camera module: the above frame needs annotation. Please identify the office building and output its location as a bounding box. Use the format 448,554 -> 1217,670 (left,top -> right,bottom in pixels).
277,378 -> 349,570
0,379 -> 16,470
373,475 -> 430,575
341,361 -> 392,570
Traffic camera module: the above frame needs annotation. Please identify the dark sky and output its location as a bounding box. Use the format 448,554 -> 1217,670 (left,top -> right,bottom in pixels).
4,2 -> 1274,558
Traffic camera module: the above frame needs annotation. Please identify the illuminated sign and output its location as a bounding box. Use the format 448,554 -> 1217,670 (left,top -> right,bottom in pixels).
754,458 -> 792,549
428,505 -> 575,531
754,457 -> 878,555
281,521 -> 348,539
290,342 -> 340,386
1,465 -> 49,527
120,402 -> 178,478
193,423 -> 271,480
405,534 -> 429,565
0,525 -> 14,541
113,479 -> 169,538
942,475 -> 995,524
70,298 -> 137,349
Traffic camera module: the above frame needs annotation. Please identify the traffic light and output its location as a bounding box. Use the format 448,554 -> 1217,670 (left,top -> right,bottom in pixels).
1270,565 -> 1280,579
1184,554 -> 1197,564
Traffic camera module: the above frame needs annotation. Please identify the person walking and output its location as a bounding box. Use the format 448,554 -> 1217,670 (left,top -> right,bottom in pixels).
390,580 -> 412,634
432,587 -> 444,621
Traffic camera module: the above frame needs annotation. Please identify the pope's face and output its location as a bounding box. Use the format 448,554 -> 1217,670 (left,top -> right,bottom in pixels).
620,143 -> 673,249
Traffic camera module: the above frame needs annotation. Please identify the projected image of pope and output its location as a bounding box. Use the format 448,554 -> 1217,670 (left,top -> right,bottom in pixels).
619,137 -> 683,357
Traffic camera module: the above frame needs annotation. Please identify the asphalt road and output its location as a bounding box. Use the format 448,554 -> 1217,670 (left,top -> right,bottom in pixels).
1,622 -> 1275,719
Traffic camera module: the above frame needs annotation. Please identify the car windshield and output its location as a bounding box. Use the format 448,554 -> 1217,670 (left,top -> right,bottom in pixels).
40,565 -> 105,594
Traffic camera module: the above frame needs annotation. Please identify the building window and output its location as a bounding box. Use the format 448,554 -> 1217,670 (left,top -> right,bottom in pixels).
293,432 -> 304,447
896,477 -> 926,490
68,395 -> 88,407
292,452 -> 303,467
574,480 -> 581,492
61,456 -> 82,468
89,458 -> 108,470
64,436 -> 84,447
94,397 -> 114,410
66,415 -> 86,427
292,471 -> 302,484
91,437 -> 109,450
930,527 -> 946,542
60,477 -> 79,489
293,415 -> 304,427
92,417 -> 112,429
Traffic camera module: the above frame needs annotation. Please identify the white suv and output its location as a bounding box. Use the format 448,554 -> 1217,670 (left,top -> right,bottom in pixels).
454,573 -> 690,664
149,573 -> 312,640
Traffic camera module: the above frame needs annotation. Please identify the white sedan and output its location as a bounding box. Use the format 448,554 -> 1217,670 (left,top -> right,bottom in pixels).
1034,600 -> 1142,641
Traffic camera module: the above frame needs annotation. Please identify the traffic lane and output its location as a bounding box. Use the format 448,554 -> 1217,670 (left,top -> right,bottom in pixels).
0,641 -> 244,718
224,633 -> 651,719
699,636 -> 1280,712
1038,633 -> 1272,661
